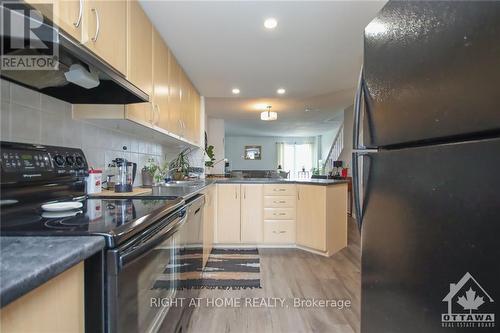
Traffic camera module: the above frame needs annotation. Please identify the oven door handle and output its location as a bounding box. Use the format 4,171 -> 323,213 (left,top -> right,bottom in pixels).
117,210 -> 187,270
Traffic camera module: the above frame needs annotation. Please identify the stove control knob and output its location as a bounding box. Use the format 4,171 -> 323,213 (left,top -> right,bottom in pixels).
54,155 -> 65,167
66,156 -> 75,166
75,156 -> 85,167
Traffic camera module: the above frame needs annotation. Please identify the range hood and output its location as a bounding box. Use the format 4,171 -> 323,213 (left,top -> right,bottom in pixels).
0,3 -> 148,104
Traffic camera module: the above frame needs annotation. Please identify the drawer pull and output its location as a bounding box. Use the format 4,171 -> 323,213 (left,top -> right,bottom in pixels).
91,8 -> 100,42
273,213 -> 286,216
273,230 -> 286,234
273,188 -> 286,191
273,200 -> 286,204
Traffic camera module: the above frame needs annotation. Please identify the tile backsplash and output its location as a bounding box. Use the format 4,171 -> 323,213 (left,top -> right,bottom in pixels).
0,79 -> 203,186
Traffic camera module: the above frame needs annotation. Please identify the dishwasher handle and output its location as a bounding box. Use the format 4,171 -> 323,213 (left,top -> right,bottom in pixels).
115,208 -> 187,271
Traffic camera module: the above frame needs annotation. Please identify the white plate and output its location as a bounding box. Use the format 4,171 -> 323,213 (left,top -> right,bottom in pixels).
41,202 -> 83,212
42,210 -> 83,219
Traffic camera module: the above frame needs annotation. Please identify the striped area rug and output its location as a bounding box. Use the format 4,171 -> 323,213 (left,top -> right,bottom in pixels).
153,248 -> 261,290
202,248 -> 261,289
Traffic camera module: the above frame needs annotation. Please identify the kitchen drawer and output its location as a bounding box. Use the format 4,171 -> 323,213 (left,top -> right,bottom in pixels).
263,195 -> 296,208
263,184 -> 296,196
263,220 -> 295,244
264,207 -> 296,220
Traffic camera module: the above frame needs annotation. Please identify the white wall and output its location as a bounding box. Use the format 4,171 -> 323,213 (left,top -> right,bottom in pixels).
0,79 -> 201,186
225,135 -> 315,170
338,105 -> 354,174
319,127 -> 340,162
206,118 -> 225,174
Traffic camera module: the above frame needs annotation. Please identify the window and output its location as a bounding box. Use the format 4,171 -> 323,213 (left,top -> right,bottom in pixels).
277,142 -> 313,178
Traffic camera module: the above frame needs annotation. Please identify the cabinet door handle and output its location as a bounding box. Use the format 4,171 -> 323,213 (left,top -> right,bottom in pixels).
91,8 -> 100,42
235,188 -> 238,199
297,189 -> 300,200
74,0 -> 83,27
155,104 -> 160,125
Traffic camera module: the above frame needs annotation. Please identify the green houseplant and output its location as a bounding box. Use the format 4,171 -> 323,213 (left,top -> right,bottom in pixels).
142,158 -> 169,186
204,145 -> 216,168
169,148 -> 191,180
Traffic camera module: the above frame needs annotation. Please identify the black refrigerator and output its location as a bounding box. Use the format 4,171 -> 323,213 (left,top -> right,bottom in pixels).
354,1 -> 500,332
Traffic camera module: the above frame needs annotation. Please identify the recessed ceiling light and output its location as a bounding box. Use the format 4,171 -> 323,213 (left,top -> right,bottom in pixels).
232,88 -> 240,94
264,18 -> 278,29
277,88 -> 286,95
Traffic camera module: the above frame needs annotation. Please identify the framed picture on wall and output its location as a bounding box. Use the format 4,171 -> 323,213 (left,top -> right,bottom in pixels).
244,145 -> 262,160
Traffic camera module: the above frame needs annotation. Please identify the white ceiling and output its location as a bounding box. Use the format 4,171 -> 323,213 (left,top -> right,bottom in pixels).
208,88 -> 352,136
141,0 -> 386,136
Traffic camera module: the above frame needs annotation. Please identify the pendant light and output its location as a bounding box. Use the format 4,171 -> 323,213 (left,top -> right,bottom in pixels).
260,105 -> 277,121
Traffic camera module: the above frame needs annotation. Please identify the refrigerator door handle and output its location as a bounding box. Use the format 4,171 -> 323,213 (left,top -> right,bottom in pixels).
352,151 -> 363,231
353,66 -> 364,150
352,150 -> 376,231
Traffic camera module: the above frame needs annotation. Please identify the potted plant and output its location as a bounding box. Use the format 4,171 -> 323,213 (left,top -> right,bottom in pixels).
142,158 -> 169,186
204,145 -> 216,168
141,158 -> 158,187
169,148 -> 191,180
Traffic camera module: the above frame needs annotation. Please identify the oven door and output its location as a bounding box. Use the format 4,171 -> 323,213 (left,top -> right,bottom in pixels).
106,207 -> 187,333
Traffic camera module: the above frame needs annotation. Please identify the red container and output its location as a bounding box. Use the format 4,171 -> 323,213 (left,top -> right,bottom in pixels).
341,168 -> 348,178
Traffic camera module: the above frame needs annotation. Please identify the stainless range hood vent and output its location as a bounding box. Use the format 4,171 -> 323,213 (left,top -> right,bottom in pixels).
0,3 -> 148,104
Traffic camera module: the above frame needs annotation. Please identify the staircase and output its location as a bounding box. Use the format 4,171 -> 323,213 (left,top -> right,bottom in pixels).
323,124 -> 344,172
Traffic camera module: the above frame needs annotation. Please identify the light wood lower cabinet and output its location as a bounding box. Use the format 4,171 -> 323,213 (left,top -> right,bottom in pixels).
216,184 -> 241,243
213,182 -> 347,256
296,184 -> 348,254
0,262 -> 85,333
241,184 -> 263,243
202,184 -> 216,267
263,220 -> 296,244
216,184 -> 263,244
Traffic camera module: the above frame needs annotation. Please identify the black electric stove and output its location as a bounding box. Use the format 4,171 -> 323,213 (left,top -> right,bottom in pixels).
1,197 -> 184,247
1,141 -> 195,333
0,141 -> 185,248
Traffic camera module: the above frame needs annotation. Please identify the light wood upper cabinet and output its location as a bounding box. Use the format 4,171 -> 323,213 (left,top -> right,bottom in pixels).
25,0 -> 82,41
125,0 -> 153,125
65,0 -> 202,147
216,184 -> 241,243
152,29 -> 170,131
168,53 -> 182,135
84,0 -> 127,75
193,89 -> 201,145
126,0 -> 152,95
241,184 -> 263,243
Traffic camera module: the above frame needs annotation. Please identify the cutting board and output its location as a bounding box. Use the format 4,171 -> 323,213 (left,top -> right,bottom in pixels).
89,187 -> 152,197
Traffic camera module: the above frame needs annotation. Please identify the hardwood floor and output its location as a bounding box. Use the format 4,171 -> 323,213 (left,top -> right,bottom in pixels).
186,217 -> 361,333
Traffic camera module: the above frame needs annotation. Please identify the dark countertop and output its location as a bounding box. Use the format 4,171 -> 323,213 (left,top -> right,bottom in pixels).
0,236 -> 105,307
213,178 -> 349,185
144,178 -> 348,201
